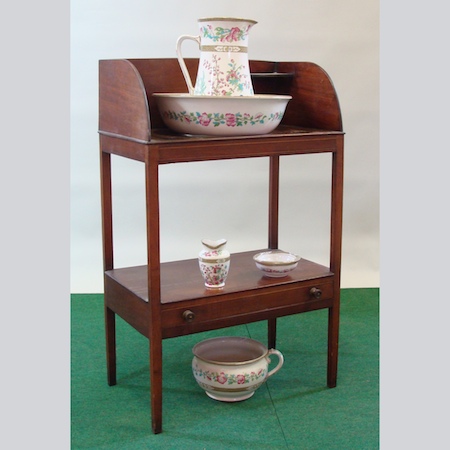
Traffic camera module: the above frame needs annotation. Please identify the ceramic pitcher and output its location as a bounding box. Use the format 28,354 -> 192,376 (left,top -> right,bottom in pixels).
198,238 -> 230,288
176,17 -> 257,96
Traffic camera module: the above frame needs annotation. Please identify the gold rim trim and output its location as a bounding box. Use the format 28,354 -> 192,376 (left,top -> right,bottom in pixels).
201,238 -> 227,249
198,257 -> 230,264
198,17 -> 257,25
153,93 -> 292,100
197,382 -> 264,393
195,353 -> 266,366
253,251 -> 300,266
192,337 -> 269,365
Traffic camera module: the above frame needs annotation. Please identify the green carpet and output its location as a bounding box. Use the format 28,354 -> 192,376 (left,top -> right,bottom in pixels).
71,288 -> 379,449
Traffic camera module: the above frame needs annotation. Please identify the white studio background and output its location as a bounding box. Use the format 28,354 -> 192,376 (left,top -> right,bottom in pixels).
70,0 -> 379,293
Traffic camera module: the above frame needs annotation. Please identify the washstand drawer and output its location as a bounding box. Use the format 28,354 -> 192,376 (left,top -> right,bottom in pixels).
161,280 -> 334,330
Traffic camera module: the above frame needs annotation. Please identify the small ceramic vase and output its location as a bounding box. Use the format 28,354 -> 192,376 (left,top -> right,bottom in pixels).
198,238 -> 230,289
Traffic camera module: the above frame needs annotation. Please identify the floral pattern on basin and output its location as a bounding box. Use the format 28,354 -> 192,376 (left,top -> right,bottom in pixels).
162,110 -> 285,128
193,364 -> 267,385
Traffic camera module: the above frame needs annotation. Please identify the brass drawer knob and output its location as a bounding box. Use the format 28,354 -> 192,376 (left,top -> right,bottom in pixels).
182,310 -> 195,322
310,287 -> 322,299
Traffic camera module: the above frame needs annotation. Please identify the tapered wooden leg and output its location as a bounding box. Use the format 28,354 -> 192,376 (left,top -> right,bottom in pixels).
105,306 -> 116,386
150,336 -> 163,434
268,318 -> 277,349
145,150 -> 164,434
100,147 -> 116,386
327,302 -> 340,388
327,137 -> 343,388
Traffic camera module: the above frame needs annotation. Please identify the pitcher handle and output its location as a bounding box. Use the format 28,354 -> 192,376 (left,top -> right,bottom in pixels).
176,34 -> 201,95
266,349 -> 284,379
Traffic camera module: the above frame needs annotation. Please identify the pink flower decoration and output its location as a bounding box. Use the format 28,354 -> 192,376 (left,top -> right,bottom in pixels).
198,113 -> 211,127
236,374 -> 246,384
225,113 -> 236,127
230,27 -> 241,41
217,372 -> 227,384
227,71 -> 238,81
222,27 -> 241,42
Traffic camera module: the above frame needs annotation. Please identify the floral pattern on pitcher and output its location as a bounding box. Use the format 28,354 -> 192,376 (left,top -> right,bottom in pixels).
197,56 -> 252,96
199,262 -> 229,286
201,249 -> 221,258
193,364 -> 267,385
200,24 -> 252,43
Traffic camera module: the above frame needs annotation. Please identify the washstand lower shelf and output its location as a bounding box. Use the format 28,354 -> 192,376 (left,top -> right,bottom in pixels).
105,250 -> 335,339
